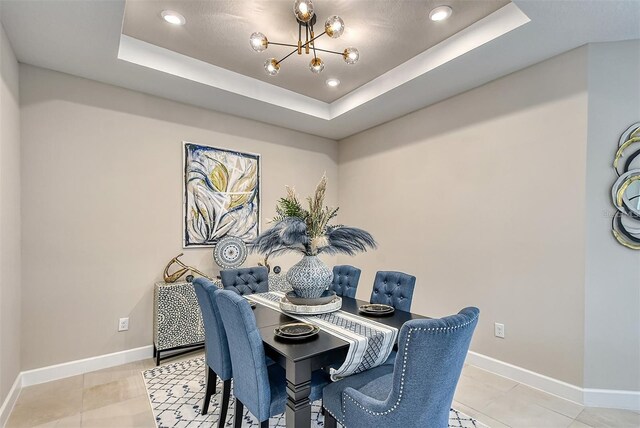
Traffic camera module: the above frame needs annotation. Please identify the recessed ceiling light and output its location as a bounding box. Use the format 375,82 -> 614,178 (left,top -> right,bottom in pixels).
326,78 -> 340,87
429,5 -> 452,22
161,10 -> 186,26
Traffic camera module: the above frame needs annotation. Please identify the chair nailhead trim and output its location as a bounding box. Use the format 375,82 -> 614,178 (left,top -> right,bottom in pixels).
340,314 -> 479,423
324,405 -> 340,421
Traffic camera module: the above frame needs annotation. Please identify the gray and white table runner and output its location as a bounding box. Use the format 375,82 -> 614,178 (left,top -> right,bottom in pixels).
246,291 -> 398,380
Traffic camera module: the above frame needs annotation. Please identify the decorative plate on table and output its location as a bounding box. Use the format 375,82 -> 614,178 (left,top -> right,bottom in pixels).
279,295 -> 342,315
213,236 -> 248,269
285,290 -> 336,306
359,304 -> 395,317
274,323 -> 320,341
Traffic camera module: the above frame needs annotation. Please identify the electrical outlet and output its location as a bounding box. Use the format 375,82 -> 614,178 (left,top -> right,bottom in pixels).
118,317 -> 129,332
494,322 -> 505,338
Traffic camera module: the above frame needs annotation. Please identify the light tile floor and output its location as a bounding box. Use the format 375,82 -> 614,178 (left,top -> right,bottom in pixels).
6,351 -> 640,428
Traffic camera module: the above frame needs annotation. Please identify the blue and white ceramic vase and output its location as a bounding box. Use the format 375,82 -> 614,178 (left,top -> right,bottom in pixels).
286,255 -> 333,299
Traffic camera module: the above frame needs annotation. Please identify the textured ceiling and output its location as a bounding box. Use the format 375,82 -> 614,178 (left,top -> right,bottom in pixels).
3,1 -> 639,139
122,0 -> 509,102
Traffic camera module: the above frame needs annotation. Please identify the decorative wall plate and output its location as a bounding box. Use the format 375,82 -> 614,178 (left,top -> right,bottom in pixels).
611,170 -> 640,218
614,123 -> 640,176
618,123 -> 640,147
213,236 -> 248,269
613,212 -> 640,250
611,122 -> 640,250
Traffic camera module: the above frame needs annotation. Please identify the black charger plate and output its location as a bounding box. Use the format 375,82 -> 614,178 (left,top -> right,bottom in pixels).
359,304 -> 395,317
274,322 -> 320,341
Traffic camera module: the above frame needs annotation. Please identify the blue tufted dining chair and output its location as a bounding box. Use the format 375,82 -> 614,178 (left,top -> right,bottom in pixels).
330,265 -> 361,298
370,271 -> 416,312
192,278 -> 232,425
221,266 -> 269,295
216,290 -> 330,428
322,307 -> 479,428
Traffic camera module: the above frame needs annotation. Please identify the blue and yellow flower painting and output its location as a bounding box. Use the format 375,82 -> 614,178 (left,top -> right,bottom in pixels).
183,143 -> 260,247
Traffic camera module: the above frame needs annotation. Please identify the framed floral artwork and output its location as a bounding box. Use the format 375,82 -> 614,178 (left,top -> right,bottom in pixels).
183,142 -> 260,247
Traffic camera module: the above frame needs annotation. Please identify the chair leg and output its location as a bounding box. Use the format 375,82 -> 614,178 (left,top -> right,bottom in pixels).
201,366 -> 217,415
324,411 -> 337,428
218,379 -> 231,428
234,399 -> 244,428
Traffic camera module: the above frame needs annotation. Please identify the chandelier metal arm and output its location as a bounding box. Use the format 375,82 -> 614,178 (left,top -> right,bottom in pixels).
310,47 -> 343,56
311,23 -> 317,59
277,47 -> 300,64
268,42 -> 299,48
273,30 -> 328,65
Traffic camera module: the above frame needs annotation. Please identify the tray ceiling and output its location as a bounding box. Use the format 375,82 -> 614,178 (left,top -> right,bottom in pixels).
2,1 -> 639,139
122,0 -> 510,103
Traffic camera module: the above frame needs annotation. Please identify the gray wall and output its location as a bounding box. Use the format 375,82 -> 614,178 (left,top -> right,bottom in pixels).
0,21 -> 21,403
19,64 -> 338,370
584,40 -> 640,391
337,47 -> 589,386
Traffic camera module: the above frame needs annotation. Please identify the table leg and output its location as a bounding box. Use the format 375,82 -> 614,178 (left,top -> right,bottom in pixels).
285,359 -> 312,428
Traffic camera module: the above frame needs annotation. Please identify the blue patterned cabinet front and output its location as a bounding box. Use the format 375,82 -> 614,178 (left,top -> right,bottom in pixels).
153,281 -> 207,353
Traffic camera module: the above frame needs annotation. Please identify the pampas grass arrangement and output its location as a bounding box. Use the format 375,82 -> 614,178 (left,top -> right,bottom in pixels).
253,175 -> 376,257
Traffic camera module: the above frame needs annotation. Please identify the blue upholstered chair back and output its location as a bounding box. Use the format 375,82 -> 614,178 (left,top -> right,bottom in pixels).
344,308 -> 479,428
330,265 -> 361,298
192,278 -> 232,380
370,271 -> 416,312
221,266 -> 269,295
216,290 -> 272,422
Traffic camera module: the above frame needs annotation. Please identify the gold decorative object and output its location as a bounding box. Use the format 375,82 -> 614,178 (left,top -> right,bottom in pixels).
257,253 -> 271,273
163,253 -> 214,283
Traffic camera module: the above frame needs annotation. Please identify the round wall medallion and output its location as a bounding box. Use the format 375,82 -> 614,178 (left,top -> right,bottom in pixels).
614,123 -> 640,176
213,236 -> 248,269
611,122 -> 640,250
611,170 -> 640,218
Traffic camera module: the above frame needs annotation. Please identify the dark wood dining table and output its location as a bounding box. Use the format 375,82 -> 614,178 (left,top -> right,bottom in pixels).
250,295 -> 426,428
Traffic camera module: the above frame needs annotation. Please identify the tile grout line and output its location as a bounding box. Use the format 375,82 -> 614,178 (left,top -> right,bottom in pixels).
80,373 -> 85,427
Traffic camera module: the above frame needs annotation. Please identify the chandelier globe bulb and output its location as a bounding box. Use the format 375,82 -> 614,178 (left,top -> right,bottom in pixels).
293,0 -> 314,23
249,32 -> 268,52
343,47 -> 359,64
325,16 -> 344,38
264,58 -> 281,76
309,57 -> 325,73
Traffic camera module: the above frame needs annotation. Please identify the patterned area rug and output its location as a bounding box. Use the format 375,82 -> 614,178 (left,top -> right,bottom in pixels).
142,357 -> 488,428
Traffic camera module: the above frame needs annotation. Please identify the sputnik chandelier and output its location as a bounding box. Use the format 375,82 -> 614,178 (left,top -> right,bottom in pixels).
249,0 -> 359,76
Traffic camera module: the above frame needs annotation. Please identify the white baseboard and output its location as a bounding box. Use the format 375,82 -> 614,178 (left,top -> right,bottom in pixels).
0,373 -> 22,428
466,351 -> 640,412
583,388 -> 640,412
20,345 -> 154,387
